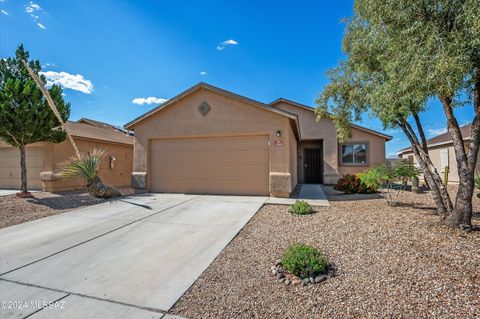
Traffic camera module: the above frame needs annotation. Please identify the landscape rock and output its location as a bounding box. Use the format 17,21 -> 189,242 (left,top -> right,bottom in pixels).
315,275 -> 327,283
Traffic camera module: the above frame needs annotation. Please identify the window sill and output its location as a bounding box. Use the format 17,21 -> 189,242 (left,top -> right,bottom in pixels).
339,163 -> 369,167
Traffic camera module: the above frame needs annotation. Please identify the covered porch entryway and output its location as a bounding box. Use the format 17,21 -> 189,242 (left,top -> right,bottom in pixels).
297,140 -> 324,184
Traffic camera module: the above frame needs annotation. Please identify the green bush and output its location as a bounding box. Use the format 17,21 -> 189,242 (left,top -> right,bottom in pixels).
289,200 -> 314,215
358,166 -> 388,191
334,174 -> 376,194
475,175 -> 480,198
281,244 -> 328,278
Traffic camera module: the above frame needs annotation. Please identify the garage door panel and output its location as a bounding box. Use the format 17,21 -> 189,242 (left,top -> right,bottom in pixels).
151,165 -> 205,180
150,136 -> 269,195
207,166 -> 268,180
0,147 -> 43,189
154,179 -> 206,194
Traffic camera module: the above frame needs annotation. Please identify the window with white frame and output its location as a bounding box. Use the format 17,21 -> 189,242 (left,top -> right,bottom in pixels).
440,148 -> 449,172
341,143 -> 368,164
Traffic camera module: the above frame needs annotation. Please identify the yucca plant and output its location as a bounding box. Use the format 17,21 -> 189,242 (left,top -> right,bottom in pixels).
59,149 -> 120,199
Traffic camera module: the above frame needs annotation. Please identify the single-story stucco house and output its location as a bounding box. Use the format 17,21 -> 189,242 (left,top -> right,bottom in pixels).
0,119 -> 133,192
397,123 -> 478,183
125,83 -> 392,197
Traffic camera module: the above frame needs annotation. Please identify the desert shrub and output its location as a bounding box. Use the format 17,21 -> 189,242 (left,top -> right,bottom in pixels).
289,200 -> 314,215
359,165 -> 389,191
393,161 -> 420,181
334,174 -> 375,194
281,244 -> 328,278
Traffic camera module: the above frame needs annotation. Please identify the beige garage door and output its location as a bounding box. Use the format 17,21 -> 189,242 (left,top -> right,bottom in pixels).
0,147 -> 43,189
150,136 -> 269,195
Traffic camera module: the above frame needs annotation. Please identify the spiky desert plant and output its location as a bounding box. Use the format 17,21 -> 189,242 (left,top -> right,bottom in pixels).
60,149 -> 120,199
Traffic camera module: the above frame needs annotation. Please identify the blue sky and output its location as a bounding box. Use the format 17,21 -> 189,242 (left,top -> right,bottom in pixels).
0,0 -> 475,157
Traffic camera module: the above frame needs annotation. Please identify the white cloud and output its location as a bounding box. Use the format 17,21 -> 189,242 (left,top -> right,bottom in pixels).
132,97 -> 167,105
428,127 -> 447,136
40,71 -> 94,94
200,71 -> 207,76
26,2 -> 40,13
25,2 -> 46,29
1,9 -> 8,16
216,39 -> 238,50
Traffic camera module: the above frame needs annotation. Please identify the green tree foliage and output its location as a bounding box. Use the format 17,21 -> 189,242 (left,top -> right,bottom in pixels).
0,45 -> 70,193
317,0 -> 480,230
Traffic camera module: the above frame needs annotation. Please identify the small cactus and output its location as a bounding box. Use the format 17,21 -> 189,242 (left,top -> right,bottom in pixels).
412,176 -> 420,194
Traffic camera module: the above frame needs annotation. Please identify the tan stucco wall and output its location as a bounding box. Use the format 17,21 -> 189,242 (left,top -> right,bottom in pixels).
131,88 -> 296,196
42,138 -> 133,192
0,138 -> 132,192
338,127 -> 387,176
272,102 -> 339,183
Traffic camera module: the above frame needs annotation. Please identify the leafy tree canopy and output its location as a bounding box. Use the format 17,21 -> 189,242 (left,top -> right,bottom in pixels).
0,44 -> 70,147
317,0 -> 480,141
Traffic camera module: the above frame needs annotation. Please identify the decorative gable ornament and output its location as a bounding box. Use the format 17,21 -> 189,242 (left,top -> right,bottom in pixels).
198,101 -> 211,115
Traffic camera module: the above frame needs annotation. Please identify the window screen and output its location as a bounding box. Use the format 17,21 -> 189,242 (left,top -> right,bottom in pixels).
341,143 -> 367,164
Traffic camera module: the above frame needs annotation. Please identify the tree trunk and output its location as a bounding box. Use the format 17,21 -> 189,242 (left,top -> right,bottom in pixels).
450,174 -> 474,229
398,120 -> 453,218
19,144 -> 28,193
398,119 -> 453,220
86,176 -> 121,199
444,69 -> 480,230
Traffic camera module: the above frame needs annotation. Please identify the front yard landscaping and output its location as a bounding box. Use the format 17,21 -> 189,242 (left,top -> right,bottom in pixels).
0,188 -> 134,229
171,186 -> 480,319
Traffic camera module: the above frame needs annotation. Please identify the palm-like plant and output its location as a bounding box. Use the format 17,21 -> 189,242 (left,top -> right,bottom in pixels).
59,149 -> 120,199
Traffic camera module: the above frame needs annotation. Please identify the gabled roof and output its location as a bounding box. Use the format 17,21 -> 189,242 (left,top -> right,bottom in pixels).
270,98 -> 393,141
66,121 -> 133,145
397,124 -> 471,154
124,82 -> 302,140
78,118 -> 117,130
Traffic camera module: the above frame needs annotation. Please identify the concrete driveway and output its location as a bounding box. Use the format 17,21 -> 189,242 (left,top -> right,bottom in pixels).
0,193 -> 266,318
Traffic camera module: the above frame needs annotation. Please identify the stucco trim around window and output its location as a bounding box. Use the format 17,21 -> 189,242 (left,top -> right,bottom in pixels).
339,141 -> 369,166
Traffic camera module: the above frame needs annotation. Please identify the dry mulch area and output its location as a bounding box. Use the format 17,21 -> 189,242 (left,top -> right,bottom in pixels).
171,188 -> 480,319
0,188 -> 135,229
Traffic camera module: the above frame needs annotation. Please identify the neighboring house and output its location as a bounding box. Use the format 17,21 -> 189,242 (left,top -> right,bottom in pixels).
397,124 -> 476,183
0,119 -> 133,192
125,83 -> 391,197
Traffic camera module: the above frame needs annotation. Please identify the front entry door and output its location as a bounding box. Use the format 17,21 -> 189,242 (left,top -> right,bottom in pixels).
304,148 -> 323,184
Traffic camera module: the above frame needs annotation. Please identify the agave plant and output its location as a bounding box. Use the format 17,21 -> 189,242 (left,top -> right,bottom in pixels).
60,148 -> 120,199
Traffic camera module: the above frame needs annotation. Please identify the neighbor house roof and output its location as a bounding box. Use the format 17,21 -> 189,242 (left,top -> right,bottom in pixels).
66,121 -> 133,145
397,124 -> 472,155
78,118 -> 118,130
270,98 -> 393,141
124,82 -> 302,141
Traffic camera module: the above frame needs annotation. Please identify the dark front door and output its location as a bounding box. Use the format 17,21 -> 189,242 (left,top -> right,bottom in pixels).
304,148 -> 323,184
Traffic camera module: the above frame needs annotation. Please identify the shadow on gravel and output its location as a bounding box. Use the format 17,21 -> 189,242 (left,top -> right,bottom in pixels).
26,192 -> 105,210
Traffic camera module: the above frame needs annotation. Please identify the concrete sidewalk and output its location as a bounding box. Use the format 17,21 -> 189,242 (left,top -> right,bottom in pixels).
0,193 -> 266,318
266,184 -> 330,206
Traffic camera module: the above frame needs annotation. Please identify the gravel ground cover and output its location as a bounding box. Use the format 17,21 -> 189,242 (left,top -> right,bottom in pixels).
0,188 -> 134,229
171,187 -> 480,319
